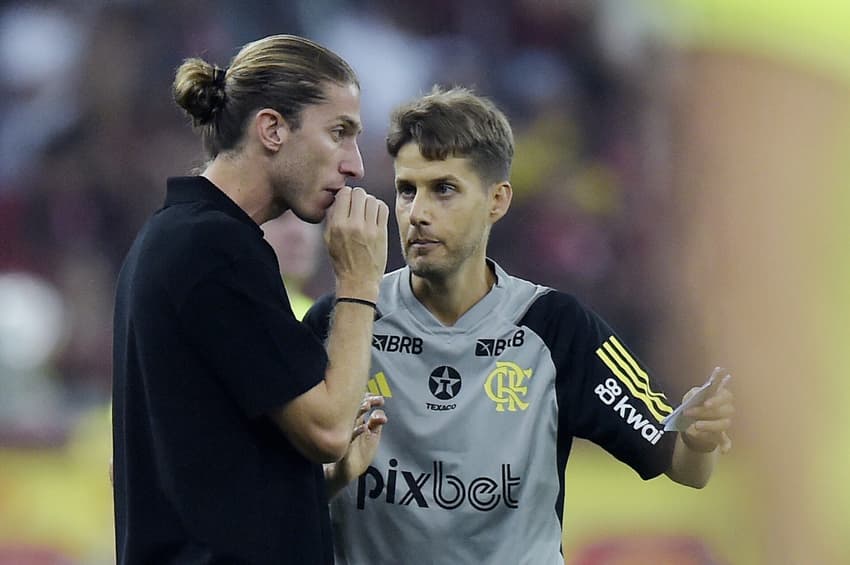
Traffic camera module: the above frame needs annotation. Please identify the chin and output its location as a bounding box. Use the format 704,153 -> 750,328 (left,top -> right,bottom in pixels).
407,258 -> 446,280
292,206 -> 325,224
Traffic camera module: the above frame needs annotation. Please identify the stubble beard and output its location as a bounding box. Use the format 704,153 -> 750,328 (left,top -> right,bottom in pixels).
404,237 -> 481,284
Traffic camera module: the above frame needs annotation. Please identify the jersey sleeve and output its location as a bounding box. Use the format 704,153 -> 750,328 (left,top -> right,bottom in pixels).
177,258 -> 329,419
524,291 -> 676,479
302,293 -> 336,342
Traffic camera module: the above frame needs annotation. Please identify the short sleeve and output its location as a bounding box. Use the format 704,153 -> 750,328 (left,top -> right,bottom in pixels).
522,291 -> 676,480
302,294 -> 336,342
178,260 -> 328,419
564,302 -> 676,479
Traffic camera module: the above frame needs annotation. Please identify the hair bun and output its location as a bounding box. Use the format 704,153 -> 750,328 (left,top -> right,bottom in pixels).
173,59 -> 227,126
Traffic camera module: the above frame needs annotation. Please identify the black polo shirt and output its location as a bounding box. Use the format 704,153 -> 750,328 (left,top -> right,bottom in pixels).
112,176 -> 333,564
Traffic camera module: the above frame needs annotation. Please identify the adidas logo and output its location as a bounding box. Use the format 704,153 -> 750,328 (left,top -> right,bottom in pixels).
366,372 -> 393,397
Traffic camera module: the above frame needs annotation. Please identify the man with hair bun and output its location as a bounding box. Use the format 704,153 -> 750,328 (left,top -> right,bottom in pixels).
112,34 -> 388,564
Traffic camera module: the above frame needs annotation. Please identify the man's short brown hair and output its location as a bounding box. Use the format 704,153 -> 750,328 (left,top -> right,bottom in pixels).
386,86 -> 514,184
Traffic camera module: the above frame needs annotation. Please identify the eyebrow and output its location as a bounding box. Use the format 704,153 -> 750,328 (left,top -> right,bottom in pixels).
394,174 -> 463,187
430,175 -> 462,184
336,116 -> 362,134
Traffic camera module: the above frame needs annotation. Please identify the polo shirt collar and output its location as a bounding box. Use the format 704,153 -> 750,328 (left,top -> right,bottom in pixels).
165,176 -> 261,234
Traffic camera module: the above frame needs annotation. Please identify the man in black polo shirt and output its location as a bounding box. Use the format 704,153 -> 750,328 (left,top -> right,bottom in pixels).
112,35 -> 388,564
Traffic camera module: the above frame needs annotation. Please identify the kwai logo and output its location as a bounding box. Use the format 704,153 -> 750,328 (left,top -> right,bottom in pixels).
357,458 -> 521,512
594,378 -> 664,445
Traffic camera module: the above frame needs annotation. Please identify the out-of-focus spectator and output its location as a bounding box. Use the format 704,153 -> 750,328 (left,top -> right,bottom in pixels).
262,211 -> 324,320
0,272 -> 68,445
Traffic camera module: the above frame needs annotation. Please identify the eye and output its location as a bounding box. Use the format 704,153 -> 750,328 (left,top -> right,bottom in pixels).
330,128 -> 344,142
396,182 -> 415,199
435,183 -> 456,195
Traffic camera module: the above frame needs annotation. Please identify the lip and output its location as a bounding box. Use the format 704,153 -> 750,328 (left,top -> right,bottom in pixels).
408,239 -> 440,251
321,187 -> 345,208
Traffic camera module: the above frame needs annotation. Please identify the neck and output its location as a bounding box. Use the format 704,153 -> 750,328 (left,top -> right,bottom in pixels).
410,257 -> 495,326
202,152 -> 280,224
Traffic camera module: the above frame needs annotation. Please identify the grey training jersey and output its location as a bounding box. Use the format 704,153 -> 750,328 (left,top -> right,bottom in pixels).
303,262 -> 675,565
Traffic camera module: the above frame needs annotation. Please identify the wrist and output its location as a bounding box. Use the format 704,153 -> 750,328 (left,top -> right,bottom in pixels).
331,461 -> 354,486
335,282 -> 379,304
335,296 -> 377,310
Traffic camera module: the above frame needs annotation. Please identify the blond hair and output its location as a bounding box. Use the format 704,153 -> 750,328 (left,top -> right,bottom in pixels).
173,34 -> 358,158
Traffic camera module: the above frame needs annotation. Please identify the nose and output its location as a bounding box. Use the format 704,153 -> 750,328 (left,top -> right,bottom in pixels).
407,190 -> 431,226
340,140 -> 365,180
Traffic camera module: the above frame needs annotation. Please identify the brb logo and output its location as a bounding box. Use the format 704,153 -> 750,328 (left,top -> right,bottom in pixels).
475,329 -> 525,356
372,334 -> 423,354
426,366 -> 461,411
357,459 -> 521,512
484,361 -> 533,412
594,378 -> 664,445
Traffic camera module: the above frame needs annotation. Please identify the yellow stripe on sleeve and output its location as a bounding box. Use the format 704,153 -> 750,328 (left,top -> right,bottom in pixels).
596,347 -> 671,422
604,340 -> 673,412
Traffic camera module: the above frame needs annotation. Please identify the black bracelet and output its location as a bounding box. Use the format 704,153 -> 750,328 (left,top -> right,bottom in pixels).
335,297 -> 378,310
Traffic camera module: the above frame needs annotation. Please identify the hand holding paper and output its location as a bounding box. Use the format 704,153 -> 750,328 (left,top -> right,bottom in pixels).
664,367 -> 734,453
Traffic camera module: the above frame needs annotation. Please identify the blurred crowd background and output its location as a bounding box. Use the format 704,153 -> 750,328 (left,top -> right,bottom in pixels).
0,0 -> 848,564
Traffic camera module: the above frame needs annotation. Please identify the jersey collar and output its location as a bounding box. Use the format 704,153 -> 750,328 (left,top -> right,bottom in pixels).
164,176 -> 261,235
398,259 -> 507,332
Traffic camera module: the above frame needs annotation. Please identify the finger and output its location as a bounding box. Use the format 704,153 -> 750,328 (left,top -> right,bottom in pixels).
356,394 -> 383,413
688,429 -> 731,452
704,387 -> 734,409
349,186 -> 367,221
719,432 -> 733,454
366,409 -> 387,433
709,369 -> 732,394
708,366 -> 727,383
685,387 -> 734,415
694,418 -> 732,433
705,388 -> 735,410
351,423 -> 367,441
700,368 -> 727,401
364,195 -> 379,225
376,199 -> 389,227
685,402 -> 735,420
355,399 -> 371,420
364,394 -> 385,407
329,186 -> 353,220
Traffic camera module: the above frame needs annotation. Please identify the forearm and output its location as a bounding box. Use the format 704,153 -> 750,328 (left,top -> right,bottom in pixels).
320,299 -> 376,430
274,297 -> 376,463
275,186 -> 387,462
665,433 -> 718,489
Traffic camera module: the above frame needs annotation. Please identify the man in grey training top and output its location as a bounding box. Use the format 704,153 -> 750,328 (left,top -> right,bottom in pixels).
304,87 -> 734,565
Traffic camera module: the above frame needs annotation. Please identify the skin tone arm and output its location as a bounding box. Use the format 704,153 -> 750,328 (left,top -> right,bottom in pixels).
665,370 -> 735,488
324,394 -> 387,498
273,187 -> 389,464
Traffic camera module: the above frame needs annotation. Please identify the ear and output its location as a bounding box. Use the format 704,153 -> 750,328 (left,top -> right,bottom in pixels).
489,181 -> 512,223
254,108 -> 289,153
